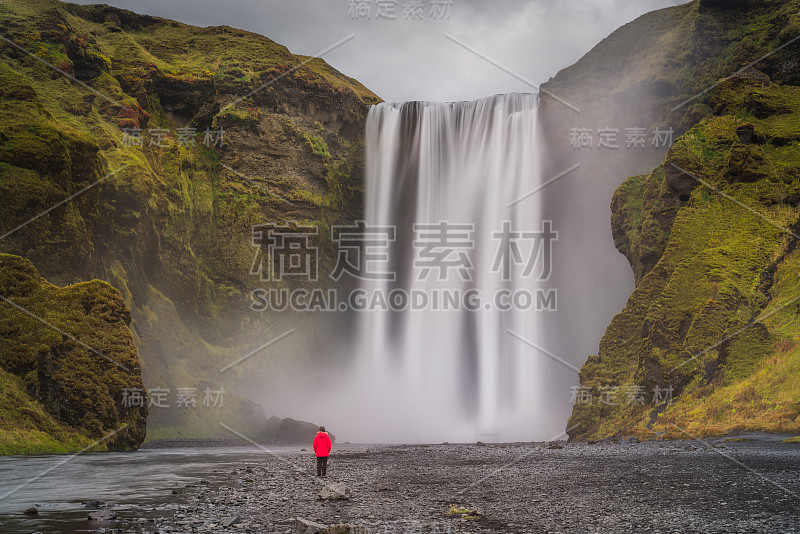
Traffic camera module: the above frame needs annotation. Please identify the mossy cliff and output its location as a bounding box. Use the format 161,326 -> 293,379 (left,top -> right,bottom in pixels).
532,0 -> 800,440
567,71 -> 800,440
540,0 -> 800,141
0,0 -> 379,442
0,253 -> 147,454
538,0 -> 800,219
535,0 -> 800,429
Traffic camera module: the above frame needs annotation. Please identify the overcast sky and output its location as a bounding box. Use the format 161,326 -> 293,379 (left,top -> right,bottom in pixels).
73,0 -> 688,102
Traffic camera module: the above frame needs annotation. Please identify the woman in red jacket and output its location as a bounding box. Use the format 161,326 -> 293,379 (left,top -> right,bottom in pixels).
313,426 -> 332,477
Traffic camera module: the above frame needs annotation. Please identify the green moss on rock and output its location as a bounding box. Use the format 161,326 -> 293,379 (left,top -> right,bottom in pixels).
0,0 -> 379,439
0,253 -> 147,453
569,76 -> 800,441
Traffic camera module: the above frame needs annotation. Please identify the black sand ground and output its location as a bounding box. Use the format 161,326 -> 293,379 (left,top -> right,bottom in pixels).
121,438 -> 800,533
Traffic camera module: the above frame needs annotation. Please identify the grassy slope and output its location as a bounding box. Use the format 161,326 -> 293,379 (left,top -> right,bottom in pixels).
541,0 -> 800,132
0,253 -> 147,454
0,0 -> 378,440
536,0 -> 800,441
568,77 -> 800,440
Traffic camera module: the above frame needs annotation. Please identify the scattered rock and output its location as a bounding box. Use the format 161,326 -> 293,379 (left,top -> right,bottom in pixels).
88,510 -> 118,521
318,482 -> 352,501
83,500 -> 106,509
324,525 -> 371,533
296,517 -> 327,534
475,441 -> 486,447
23,507 -> 38,515
221,516 -> 241,528
547,443 -> 563,450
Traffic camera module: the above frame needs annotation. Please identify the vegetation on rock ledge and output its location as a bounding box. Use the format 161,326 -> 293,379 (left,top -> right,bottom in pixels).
0,0 -> 378,440
569,74 -> 800,441
0,253 -> 147,454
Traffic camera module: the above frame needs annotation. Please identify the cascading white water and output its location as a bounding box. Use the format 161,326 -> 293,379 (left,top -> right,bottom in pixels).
334,94 -> 549,443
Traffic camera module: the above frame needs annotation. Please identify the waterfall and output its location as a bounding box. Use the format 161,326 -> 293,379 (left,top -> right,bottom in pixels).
340,94 -> 549,443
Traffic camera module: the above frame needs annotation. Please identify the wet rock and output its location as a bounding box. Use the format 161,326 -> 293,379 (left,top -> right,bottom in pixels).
296,517 -> 327,533
318,482 -> 352,501
88,510 -> 118,521
23,507 -> 38,515
83,500 -> 107,509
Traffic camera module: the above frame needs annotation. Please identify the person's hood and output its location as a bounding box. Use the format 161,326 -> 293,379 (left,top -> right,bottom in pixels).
316,431 -> 328,435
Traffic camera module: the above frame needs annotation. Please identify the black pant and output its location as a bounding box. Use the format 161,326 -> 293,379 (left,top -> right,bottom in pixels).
316,456 -> 328,476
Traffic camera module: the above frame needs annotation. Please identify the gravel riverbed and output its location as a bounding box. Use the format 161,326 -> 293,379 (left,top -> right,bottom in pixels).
10,439 -> 800,533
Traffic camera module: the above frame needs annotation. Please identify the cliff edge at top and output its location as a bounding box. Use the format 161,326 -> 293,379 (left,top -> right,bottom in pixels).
0,0 -> 380,439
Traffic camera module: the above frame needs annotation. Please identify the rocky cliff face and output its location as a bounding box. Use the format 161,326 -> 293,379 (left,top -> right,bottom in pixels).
0,253 -> 147,453
0,0 -> 379,440
542,0 -> 800,440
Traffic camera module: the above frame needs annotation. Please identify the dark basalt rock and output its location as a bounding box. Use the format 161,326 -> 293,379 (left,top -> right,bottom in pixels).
267,417 -> 336,444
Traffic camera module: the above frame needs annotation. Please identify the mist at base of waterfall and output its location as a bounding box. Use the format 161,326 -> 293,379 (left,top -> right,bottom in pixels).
309,94 -> 556,444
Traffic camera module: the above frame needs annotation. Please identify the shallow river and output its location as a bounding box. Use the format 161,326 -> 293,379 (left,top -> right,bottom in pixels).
0,446 -> 301,533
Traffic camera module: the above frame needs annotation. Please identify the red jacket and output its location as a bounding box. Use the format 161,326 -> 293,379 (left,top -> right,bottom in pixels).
313,431 -> 332,457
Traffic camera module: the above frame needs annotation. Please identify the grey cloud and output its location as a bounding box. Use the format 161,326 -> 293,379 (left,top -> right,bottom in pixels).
72,0 -> 689,102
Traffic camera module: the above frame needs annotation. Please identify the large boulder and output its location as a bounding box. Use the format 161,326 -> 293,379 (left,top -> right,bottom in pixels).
318,482 -> 351,501
295,518 -> 327,534
324,526 -> 370,534
264,415 -> 282,439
